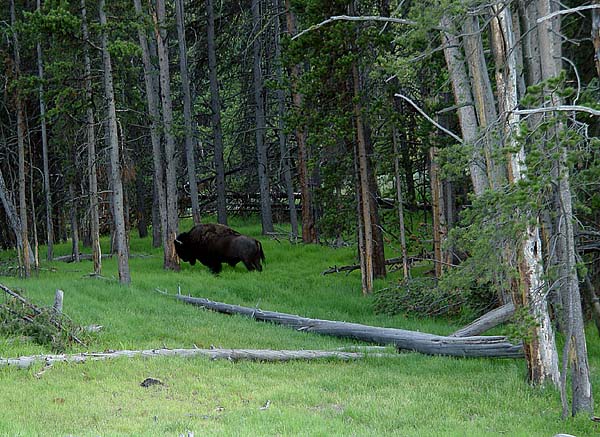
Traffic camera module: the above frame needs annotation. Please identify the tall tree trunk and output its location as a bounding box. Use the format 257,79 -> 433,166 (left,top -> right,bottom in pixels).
175,0 -> 200,225
462,14 -> 503,189
134,0 -> 169,263
152,180 -> 161,248
0,169 -> 28,264
36,0 -> 53,261
99,0 -> 131,284
352,62 -> 374,295
392,127 -> 409,279
81,0 -> 101,275
251,0 -> 274,234
593,0 -> 600,77
11,0 -> 31,279
274,0 -> 298,238
153,0 -> 180,270
206,0 -> 227,225
285,0 -> 316,243
69,183 -> 80,262
491,1 -> 559,387
440,14 -> 489,196
536,0 -> 593,415
429,147 -> 446,278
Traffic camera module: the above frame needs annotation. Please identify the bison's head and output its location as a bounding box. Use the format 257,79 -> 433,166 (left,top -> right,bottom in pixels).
174,232 -> 196,265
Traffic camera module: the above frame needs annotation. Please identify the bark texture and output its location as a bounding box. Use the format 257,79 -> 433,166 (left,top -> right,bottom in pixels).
99,0 -> 130,284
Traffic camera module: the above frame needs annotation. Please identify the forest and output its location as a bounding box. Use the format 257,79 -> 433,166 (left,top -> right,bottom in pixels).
1,0 -> 600,434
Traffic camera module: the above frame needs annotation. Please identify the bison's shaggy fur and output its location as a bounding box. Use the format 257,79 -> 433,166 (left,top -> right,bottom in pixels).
174,224 -> 265,274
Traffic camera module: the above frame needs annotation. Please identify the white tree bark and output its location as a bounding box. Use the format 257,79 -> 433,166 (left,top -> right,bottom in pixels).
439,15 -> 489,196
536,0 -> 593,416
133,0 -> 168,263
154,0 -> 180,270
81,0 -> 102,275
175,0 -> 201,225
99,0 -> 131,284
252,0 -> 274,234
206,0 -> 228,225
492,1 -> 559,387
0,348 -> 395,369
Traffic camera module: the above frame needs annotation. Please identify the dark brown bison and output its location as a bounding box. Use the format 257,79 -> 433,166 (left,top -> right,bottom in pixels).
174,223 -> 265,274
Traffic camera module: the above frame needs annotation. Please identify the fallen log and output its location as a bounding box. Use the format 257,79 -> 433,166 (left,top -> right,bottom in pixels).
0,347 -> 396,369
169,293 -> 523,358
451,302 -> 516,337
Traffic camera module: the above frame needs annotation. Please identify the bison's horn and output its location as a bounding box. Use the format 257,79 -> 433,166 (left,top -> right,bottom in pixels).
174,239 -> 183,245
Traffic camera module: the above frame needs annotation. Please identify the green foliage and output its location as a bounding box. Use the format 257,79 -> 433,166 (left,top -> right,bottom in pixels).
505,306 -> 540,344
0,295 -> 88,353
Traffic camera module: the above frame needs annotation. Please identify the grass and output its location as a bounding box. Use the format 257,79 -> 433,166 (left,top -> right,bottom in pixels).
0,216 -> 599,436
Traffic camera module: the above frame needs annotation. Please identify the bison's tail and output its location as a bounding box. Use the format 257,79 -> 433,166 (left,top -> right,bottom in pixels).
257,240 -> 265,262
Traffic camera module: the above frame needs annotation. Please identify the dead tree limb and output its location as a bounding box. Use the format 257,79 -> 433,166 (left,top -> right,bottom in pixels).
322,256 -> 421,275
451,302 -> 515,337
0,283 -> 84,345
0,347 -> 397,369
167,293 -> 523,358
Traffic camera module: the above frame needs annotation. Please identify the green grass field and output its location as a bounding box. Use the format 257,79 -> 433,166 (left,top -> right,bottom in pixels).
0,217 -> 598,436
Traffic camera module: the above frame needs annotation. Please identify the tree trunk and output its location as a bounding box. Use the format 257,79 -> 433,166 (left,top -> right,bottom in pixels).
273,0 -> 298,238
134,0 -> 169,262
491,1 -> 559,387
1,347 -> 391,369
392,127 -> 409,279
536,0 -> 593,415
36,0 -> 53,262
175,0 -> 201,226
594,0 -> 600,77
99,0 -> 131,284
81,0 -> 101,275
153,0 -> 180,270
462,14 -> 503,189
352,62 -> 374,295
285,0 -> 316,243
152,180 -> 161,248
251,0 -> 274,234
429,147 -> 446,278
10,0 -> 31,279
0,169 -> 29,263
439,14 -> 489,196
174,294 -> 524,358
69,183 -> 80,262
206,0 -> 228,225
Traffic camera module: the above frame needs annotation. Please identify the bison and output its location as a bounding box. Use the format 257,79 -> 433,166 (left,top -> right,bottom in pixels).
174,223 -> 265,274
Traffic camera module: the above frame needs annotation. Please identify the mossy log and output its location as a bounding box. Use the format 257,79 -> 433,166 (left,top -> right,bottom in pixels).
172,294 -> 523,358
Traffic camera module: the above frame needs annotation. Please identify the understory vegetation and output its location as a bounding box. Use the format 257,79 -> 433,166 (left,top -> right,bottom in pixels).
1,217 -> 599,436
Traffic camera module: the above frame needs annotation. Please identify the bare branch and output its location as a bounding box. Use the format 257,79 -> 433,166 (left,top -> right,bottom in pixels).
537,5 -> 600,23
513,105 -> 600,117
292,15 -> 417,40
394,93 -> 464,143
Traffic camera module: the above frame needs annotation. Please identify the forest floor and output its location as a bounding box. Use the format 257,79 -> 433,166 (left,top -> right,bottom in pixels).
0,217 -> 599,436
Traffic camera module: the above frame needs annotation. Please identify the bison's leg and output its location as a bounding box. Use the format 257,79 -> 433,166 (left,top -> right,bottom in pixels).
209,263 -> 223,274
242,261 -> 255,271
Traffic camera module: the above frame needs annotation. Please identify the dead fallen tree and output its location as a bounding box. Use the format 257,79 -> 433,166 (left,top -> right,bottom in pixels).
451,302 -> 516,337
0,347 -> 397,369
168,293 -> 523,358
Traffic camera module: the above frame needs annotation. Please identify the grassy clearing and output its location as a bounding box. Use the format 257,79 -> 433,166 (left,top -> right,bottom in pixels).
0,217 -> 599,436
